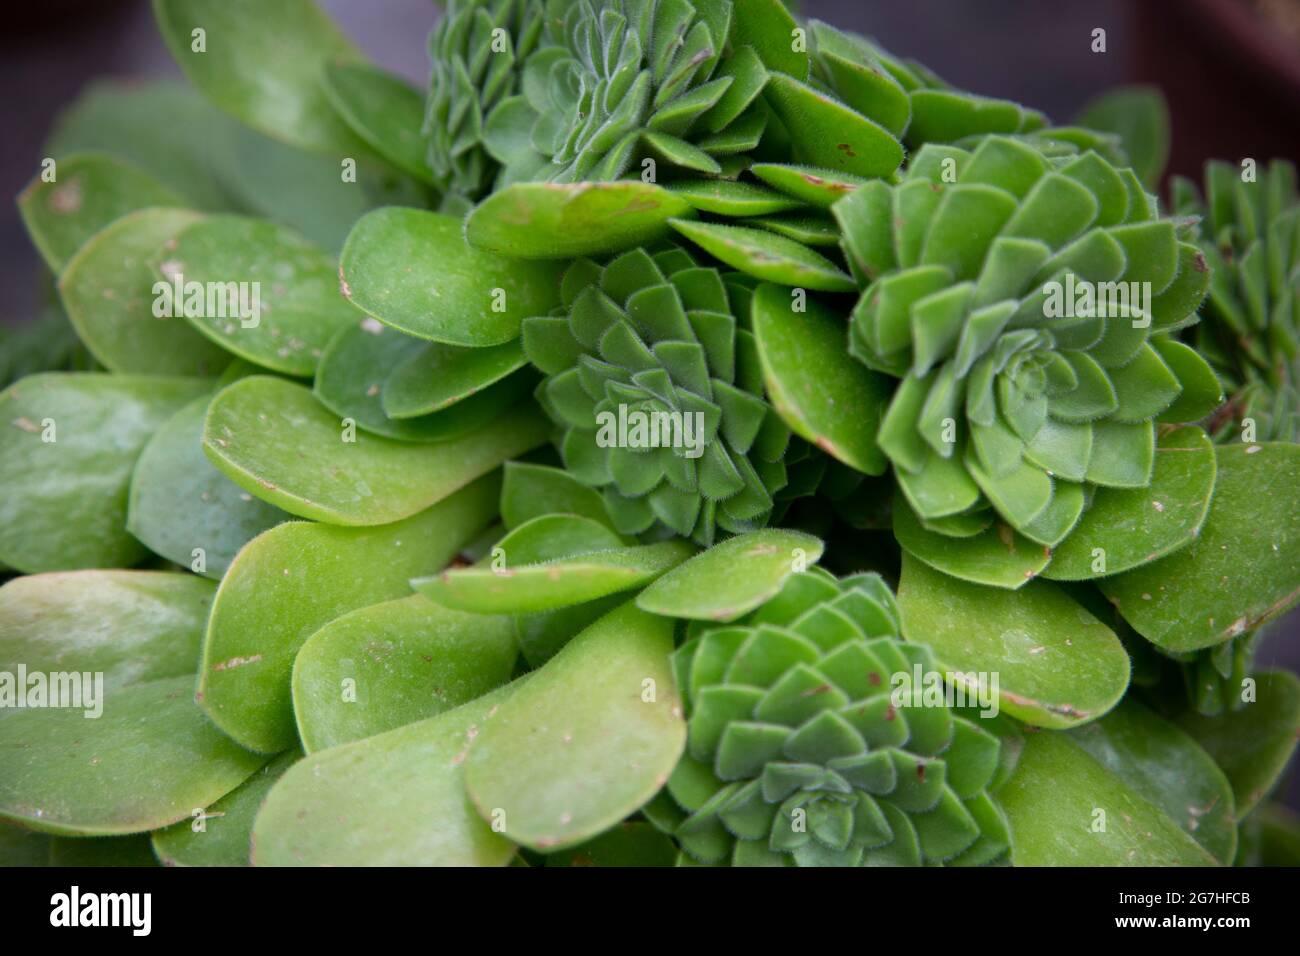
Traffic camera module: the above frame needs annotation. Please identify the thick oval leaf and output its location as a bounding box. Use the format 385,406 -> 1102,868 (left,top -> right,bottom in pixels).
898,554 -> 1129,728
1176,670 -> 1300,816
763,73 -> 905,179
321,61 -> 433,184
383,339 -> 527,418
500,462 -> 613,530
152,0 -> 366,155
158,214 -> 356,376
0,373 -> 209,573
314,320 -> 534,442
669,218 -> 855,291
752,282 -> 889,473
198,474 -> 500,754
464,603 -> 685,851
465,181 -> 694,259
1100,443 -> 1300,652
1066,699 -> 1236,863
749,163 -> 871,208
18,152 -> 184,273
292,595 -> 517,752
414,540 -> 694,615
340,207 -> 562,346
637,529 -> 825,621
129,394 -> 287,578
0,676 -> 266,836
997,722 -> 1218,866
0,570 -> 212,694
894,503 -> 1050,589
252,683 -> 522,866
1046,425 -> 1216,580
58,207 -> 230,376
202,375 -> 547,525
151,749 -> 299,866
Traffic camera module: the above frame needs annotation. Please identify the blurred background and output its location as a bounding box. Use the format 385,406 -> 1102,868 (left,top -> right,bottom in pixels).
2,0 -> 1299,802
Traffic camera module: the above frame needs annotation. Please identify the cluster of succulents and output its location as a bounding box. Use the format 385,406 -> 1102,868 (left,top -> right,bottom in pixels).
1,0 -> 1298,869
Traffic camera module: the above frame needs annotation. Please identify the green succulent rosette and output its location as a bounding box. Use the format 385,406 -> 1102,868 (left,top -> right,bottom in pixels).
424,0 -> 544,201
834,134 -> 1222,551
652,568 -> 1013,866
1174,159 -> 1300,443
480,0 -> 767,184
521,244 -> 834,545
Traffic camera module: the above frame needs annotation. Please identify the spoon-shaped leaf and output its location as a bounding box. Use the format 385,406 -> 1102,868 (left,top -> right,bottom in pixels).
894,503 -> 1051,589
465,181 -> 694,259
320,61 -> 433,184
500,462 -> 614,531
0,675 -> 267,835
151,749 -> 300,866
1100,443 -> 1300,652
0,373 -> 209,573
198,474 -> 500,754
202,376 -> 547,526
414,540 -> 694,615
997,710 -> 1221,865
752,282 -> 889,474
18,152 -> 183,273
129,394 -> 287,578
0,570 -> 212,694
637,529 -> 825,621
464,602 -> 685,851
898,554 -> 1129,728
314,320 -> 535,442
339,207 -> 563,346
383,339 -> 526,419
1046,425 -> 1216,580
1176,670 -> 1300,816
252,683 -> 522,866
157,214 -> 356,376
292,595 -> 516,752
669,218 -> 856,291
1065,698 -> 1236,863
152,0 -> 366,155
57,207 -> 230,376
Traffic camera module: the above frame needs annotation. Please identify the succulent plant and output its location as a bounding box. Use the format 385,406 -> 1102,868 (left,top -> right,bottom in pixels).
836,134 -> 1223,554
657,569 -> 1013,866
1,0 -> 1299,874
1174,159 -> 1300,443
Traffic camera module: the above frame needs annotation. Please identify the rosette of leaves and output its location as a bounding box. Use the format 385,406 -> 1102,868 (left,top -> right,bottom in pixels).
522,244 -> 826,545
424,0 -> 545,201
1173,159 -> 1300,443
835,134 -> 1223,556
654,569 -> 1013,866
479,0 -> 768,184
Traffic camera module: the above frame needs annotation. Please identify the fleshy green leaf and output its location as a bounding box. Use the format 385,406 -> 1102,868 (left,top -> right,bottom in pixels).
898,554 -> 1129,728
320,61 -> 433,184
1074,86 -> 1170,188
202,376 -> 547,526
465,181 -> 695,259
18,153 -> 184,274
197,475 -> 500,754
292,595 -> 516,752
751,282 -> 889,474
894,503 -> 1051,589
340,207 -> 562,346
637,529 -> 825,621
0,373 -> 209,573
1100,443 -> 1300,652
1046,425 -> 1216,580
0,676 -> 266,836
500,462 -> 614,530
252,683 -> 522,866
383,340 -> 526,418
669,218 -> 855,291
463,603 -> 685,851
